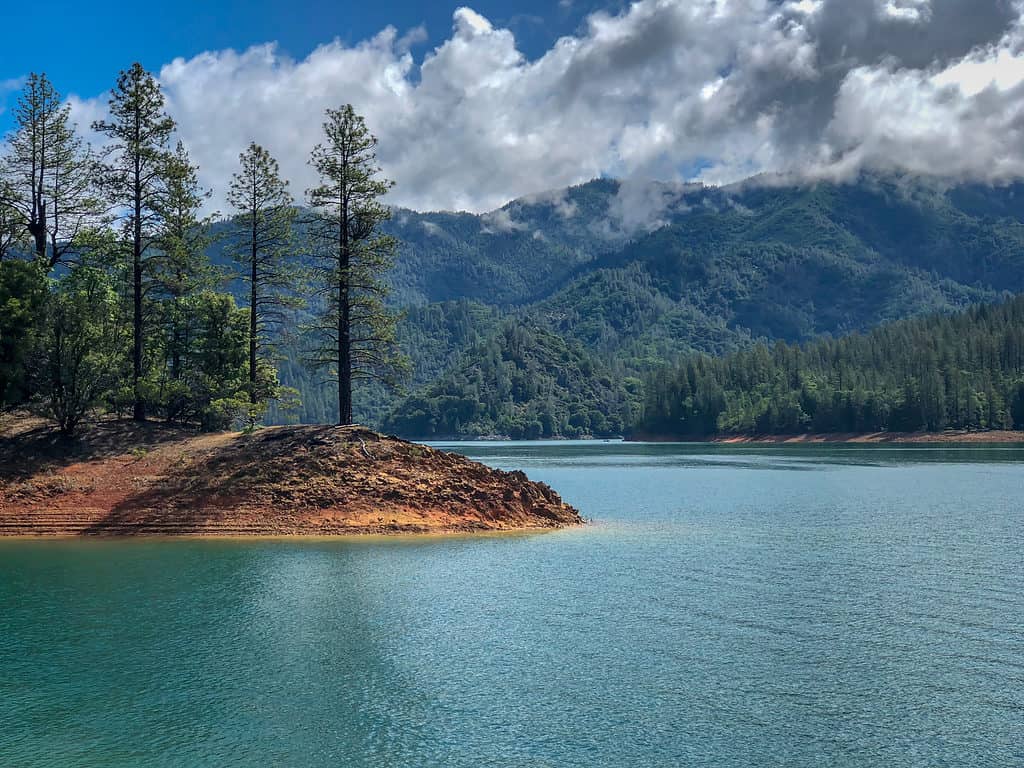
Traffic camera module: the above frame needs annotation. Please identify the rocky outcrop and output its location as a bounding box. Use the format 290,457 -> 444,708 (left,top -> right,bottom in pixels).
0,420 -> 582,536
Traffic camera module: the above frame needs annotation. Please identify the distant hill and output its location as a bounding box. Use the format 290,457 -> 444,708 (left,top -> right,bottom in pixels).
209,174 -> 1024,432
634,294 -> 1024,439
381,323 -> 642,439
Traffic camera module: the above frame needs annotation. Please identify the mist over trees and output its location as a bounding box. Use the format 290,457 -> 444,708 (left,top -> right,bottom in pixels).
0,66 -> 398,435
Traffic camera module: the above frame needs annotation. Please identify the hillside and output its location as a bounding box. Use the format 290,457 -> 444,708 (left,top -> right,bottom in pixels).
212,174 -> 1024,432
382,323 -> 642,439
635,295 -> 1024,439
0,418 -> 581,535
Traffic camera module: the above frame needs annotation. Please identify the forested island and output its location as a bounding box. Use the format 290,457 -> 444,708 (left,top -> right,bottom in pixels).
0,67 -> 580,535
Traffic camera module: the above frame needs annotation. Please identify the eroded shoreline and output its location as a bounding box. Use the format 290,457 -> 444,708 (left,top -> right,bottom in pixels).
627,430 -> 1024,444
0,419 -> 583,537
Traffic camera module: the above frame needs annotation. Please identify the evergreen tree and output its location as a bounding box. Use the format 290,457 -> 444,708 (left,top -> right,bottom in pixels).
92,63 -> 176,421
306,105 -> 406,425
0,259 -> 48,407
151,142 -> 217,419
188,292 -> 252,432
3,73 -> 101,268
227,142 -> 301,407
637,296 -> 1024,438
0,180 -> 23,260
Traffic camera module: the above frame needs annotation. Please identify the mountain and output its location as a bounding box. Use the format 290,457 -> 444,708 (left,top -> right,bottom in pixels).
210,174 -> 1024,432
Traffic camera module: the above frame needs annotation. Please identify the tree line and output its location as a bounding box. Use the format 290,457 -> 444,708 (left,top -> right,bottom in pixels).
636,296 -> 1024,438
0,68 -> 404,434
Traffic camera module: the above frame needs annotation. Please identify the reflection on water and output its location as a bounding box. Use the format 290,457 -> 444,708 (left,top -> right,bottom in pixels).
431,438 -> 1024,469
1,441 -> 1022,767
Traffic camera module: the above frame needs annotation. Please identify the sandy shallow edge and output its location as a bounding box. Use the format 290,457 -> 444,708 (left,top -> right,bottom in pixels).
0,526 -> 583,542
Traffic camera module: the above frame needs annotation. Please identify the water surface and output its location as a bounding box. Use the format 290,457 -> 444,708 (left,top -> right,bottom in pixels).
1,441 -> 1022,766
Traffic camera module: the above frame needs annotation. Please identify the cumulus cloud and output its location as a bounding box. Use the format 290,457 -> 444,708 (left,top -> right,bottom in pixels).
67,0 -> 1024,214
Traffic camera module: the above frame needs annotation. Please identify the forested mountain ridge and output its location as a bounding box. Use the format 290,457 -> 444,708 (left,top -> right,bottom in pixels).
353,175 -> 1024,434
635,295 -> 1024,438
206,173 -> 1024,431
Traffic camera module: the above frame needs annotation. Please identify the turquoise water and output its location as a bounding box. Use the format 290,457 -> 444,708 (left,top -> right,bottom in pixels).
1,441 -> 1022,767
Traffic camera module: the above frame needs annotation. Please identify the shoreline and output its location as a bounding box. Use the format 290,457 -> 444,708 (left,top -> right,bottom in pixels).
0,526 -> 576,542
0,420 -> 583,538
627,430 -> 1024,444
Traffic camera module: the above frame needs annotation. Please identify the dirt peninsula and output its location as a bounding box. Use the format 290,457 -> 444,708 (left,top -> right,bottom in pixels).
0,417 -> 582,536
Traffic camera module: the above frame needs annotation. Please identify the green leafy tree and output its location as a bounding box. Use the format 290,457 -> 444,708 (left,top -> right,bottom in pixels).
0,259 -> 48,406
0,180 -> 23,260
306,105 -> 406,424
227,142 -> 301,408
31,267 -> 127,435
189,292 -> 252,431
92,63 -> 177,422
3,73 -> 101,267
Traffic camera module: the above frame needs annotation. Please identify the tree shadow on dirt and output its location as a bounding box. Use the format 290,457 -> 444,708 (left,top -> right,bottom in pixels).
0,418 -> 201,482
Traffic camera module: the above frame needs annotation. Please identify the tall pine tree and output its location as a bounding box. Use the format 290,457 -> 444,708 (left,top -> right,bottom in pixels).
152,142 -> 216,418
227,142 -> 300,406
92,63 -> 176,421
306,105 -> 405,425
3,73 -> 101,268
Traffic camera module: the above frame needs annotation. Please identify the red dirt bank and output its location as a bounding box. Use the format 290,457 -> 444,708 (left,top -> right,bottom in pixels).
0,419 -> 582,536
629,430 -> 1024,444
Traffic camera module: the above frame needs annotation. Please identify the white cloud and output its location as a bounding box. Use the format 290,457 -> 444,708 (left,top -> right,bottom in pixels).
786,0 -> 824,16
603,179 -> 699,238
519,187 -> 579,219
480,206 -> 526,234
815,13 -> 1024,182
0,77 -> 26,117
421,220 -> 446,237
878,0 -> 932,22
65,1 -> 1024,214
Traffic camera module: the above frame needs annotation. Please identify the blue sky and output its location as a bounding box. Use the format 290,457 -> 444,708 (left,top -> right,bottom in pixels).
0,0 -> 614,128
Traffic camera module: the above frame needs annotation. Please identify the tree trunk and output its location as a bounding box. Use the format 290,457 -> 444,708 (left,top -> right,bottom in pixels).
29,206 -> 46,262
249,216 -> 258,405
132,144 -> 145,422
339,267 -> 352,425
338,195 -> 352,425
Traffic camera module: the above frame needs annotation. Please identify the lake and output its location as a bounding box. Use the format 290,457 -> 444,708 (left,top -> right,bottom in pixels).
1,441 -> 1022,767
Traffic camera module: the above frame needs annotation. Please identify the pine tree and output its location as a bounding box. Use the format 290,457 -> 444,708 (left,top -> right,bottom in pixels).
0,180 -> 22,260
306,105 -> 406,425
227,142 -> 300,406
92,63 -> 176,421
151,142 -> 216,418
3,73 -> 101,268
